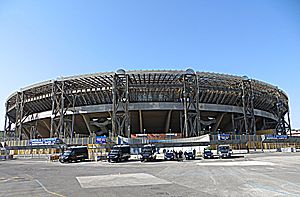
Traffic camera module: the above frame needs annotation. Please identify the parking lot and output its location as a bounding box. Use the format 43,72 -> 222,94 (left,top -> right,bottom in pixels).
0,152 -> 300,197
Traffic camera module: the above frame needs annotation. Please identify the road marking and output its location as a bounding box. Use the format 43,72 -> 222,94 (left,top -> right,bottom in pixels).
210,175 -> 217,185
76,173 -> 172,188
197,161 -> 276,166
25,174 -> 34,179
35,179 -> 66,197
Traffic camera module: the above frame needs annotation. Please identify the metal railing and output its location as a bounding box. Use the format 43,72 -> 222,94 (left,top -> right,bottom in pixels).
4,135 -> 300,147
210,135 -> 262,142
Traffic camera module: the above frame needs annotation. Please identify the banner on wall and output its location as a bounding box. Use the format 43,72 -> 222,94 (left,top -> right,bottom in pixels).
95,136 -> 107,144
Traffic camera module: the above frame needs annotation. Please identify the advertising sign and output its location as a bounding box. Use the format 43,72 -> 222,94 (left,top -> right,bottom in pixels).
95,136 -> 107,144
265,135 -> 288,140
218,134 -> 230,140
29,138 -> 60,145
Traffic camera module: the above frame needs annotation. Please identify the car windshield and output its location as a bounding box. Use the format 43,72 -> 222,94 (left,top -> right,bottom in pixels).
142,148 -> 153,153
166,152 -> 173,156
63,150 -> 71,156
204,150 -> 211,153
110,149 -> 120,154
219,146 -> 229,151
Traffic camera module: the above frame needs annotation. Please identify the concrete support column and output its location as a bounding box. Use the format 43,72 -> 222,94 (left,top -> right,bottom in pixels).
3,102 -> 8,141
41,120 -> 51,132
287,110 -> 292,136
60,82 -> 65,138
139,110 -> 143,133
81,114 -> 92,136
164,110 -> 172,133
180,111 -> 183,136
212,113 -> 225,134
231,113 -> 235,134
262,118 -> 266,130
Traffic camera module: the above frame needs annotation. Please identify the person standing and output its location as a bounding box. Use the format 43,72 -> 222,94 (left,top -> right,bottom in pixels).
178,150 -> 183,161
174,150 -> 178,160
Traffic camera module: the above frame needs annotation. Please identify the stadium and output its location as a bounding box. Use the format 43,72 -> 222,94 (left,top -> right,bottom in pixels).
3,69 -> 291,141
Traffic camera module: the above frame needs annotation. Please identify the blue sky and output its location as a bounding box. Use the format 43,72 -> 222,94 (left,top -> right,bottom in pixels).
0,0 -> 299,129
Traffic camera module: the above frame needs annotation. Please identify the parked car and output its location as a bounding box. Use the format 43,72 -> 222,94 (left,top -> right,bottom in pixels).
164,152 -> 175,161
203,148 -> 214,159
59,146 -> 88,163
140,144 -> 157,162
184,150 -> 196,160
107,145 -> 131,162
218,145 -> 232,158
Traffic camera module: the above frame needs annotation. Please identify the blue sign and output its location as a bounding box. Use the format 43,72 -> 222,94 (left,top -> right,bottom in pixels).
218,134 -> 230,140
96,136 -> 107,144
265,135 -> 288,140
29,138 -> 60,145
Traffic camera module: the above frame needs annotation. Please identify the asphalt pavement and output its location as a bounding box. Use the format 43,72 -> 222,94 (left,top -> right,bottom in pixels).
0,152 -> 300,197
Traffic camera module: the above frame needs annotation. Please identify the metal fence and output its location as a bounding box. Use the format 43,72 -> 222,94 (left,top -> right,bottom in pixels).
4,135 -> 300,147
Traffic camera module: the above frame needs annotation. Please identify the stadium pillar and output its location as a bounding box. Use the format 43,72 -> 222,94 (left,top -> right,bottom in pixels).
231,113 -> 235,133
164,110 -> 172,133
262,118 -> 266,130
50,80 -> 73,139
212,113 -> 225,134
50,81 -> 57,137
241,77 -> 256,135
112,69 -> 129,138
139,110 -> 143,134
3,111 -> 7,142
275,91 -> 291,135
3,102 -> 10,141
60,82 -> 65,138
71,95 -> 76,142
179,111 -> 183,136
287,110 -> 292,136
15,91 -> 25,140
182,69 -> 201,137
81,114 -> 92,136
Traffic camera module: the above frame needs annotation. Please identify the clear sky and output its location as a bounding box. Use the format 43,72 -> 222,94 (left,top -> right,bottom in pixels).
0,0 -> 299,129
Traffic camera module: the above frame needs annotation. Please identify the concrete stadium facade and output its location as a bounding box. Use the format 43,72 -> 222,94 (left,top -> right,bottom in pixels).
3,69 -> 291,140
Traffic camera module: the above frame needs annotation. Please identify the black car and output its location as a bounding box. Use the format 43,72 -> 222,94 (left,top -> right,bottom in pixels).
164,152 -> 175,161
203,149 -> 214,159
140,144 -> 157,162
107,145 -> 131,162
59,146 -> 88,163
184,151 -> 196,160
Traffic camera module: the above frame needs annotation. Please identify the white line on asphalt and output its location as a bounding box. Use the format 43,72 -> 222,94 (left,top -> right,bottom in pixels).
35,179 -> 66,197
197,161 -> 276,166
210,175 -> 217,185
